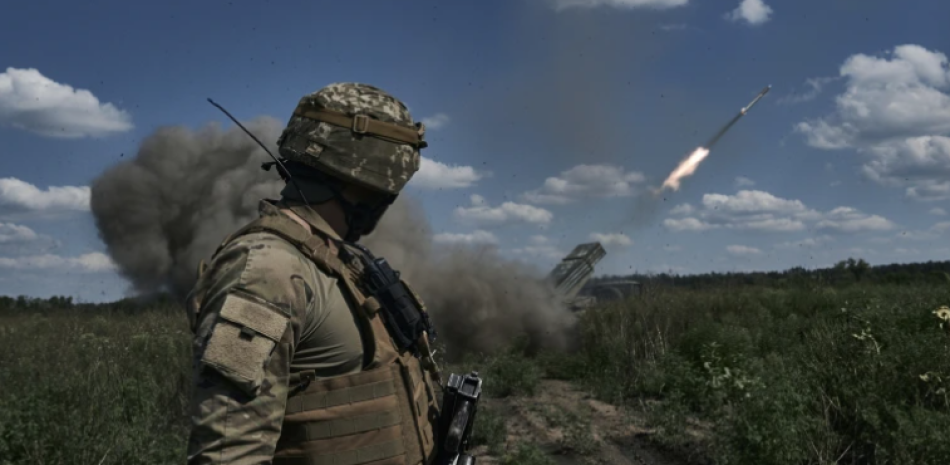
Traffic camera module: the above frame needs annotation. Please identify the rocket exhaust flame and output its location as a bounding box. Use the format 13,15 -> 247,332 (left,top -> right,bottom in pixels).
654,85 -> 770,194
659,146 -> 710,192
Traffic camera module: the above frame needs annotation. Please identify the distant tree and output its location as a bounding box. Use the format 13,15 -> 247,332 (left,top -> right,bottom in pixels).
850,258 -> 870,281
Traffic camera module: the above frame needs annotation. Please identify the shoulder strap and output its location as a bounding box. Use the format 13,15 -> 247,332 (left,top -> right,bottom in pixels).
221,213 -> 379,368
219,214 -> 349,279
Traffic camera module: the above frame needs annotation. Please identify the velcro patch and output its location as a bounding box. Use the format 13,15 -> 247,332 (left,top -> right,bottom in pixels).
200,293 -> 289,396
218,293 -> 288,341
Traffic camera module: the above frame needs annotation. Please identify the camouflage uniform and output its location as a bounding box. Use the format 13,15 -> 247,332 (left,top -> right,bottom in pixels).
185,83 -> 439,465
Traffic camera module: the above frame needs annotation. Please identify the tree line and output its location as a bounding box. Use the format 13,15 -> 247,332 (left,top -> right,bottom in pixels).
592,257 -> 950,290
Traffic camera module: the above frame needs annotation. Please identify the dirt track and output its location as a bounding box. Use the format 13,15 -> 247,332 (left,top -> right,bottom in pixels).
471,380 -> 699,465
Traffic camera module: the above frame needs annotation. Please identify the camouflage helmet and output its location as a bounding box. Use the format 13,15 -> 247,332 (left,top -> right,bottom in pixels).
276,83 -> 427,195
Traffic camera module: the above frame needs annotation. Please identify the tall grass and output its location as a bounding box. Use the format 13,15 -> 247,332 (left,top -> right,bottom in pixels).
0,307 -> 192,465
2,282 -> 949,464
564,283 -> 950,464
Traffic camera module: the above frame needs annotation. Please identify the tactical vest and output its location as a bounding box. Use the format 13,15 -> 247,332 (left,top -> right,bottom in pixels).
188,209 -> 441,465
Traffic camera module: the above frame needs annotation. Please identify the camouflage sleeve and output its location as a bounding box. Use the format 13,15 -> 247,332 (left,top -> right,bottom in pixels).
185,232 -> 325,465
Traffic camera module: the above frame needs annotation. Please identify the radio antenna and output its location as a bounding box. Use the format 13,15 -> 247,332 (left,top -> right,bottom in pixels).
207,98 -> 309,206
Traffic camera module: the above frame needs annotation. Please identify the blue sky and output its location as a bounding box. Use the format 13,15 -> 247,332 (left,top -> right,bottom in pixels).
2,0 -> 950,302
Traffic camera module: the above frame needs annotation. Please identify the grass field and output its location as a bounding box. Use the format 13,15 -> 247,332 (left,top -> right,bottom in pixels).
2,281 -> 949,464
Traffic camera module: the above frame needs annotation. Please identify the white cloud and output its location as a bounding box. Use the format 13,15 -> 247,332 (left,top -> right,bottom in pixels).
664,189 -> 895,234
0,222 -> 38,243
510,245 -> 565,260
796,45 -> 950,200
734,176 -> 756,188
930,207 -> 947,216
778,77 -> 838,104
669,203 -> 695,215
529,234 -> 550,245
0,222 -> 61,255
861,136 -> 950,200
589,232 -> 632,247
663,217 -> 714,232
0,67 -> 133,138
0,177 -> 90,217
421,113 -> 450,130
433,230 -> 499,245
727,245 -> 762,256
0,252 -> 116,273
454,194 -> 553,227
725,0 -> 773,26
522,164 -> 646,205
815,207 -> 897,233
412,157 -> 484,189
550,0 -> 689,11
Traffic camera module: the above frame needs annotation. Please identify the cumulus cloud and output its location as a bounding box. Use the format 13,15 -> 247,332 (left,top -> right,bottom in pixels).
725,0 -> 773,26
0,222 -> 38,243
0,252 -> 115,273
815,207 -> 897,233
549,0 -> 689,11
861,136 -> 950,200
432,229 -> 499,245
522,164 -> 646,205
421,113 -> 450,130
589,232 -> 632,247
930,207 -> 947,216
455,194 -> 553,227
0,67 -> 133,138
0,222 -> 60,256
796,45 -> 950,200
663,217 -> 715,232
669,203 -> 695,215
411,157 -> 485,189
727,245 -> 762,256
734,176 -> 756,188
664,189 -> 894,234
0,177 -> 90,218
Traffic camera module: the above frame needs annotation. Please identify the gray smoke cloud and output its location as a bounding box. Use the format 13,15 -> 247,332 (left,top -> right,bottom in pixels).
90,117 -> 574,357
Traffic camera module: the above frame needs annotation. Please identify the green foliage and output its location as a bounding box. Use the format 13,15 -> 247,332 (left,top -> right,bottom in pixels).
471,404 -> 507,456
574,283 -> 950,464
0,304 -> 191,465
477,337 -> 544,398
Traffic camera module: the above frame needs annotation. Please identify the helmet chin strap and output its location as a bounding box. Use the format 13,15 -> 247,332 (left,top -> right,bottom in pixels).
334,192 -> 396,242
277,160 -> 396,242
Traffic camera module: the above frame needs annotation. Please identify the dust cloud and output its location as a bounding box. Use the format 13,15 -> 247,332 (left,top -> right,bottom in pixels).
90,117 -> 574,358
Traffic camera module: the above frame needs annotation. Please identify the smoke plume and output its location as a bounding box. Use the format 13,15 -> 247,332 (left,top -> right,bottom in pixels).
90,117 -> 574,357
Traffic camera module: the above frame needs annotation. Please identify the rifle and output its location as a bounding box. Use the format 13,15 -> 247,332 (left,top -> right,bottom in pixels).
435,371 -> 484,465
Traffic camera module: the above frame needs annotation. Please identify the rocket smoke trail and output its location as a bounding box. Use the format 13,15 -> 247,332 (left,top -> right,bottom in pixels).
89,117 -> 575,359
658,85 -> 771,193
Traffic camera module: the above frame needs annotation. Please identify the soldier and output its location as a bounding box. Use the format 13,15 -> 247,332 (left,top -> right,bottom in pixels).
185,83 -> 442,465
